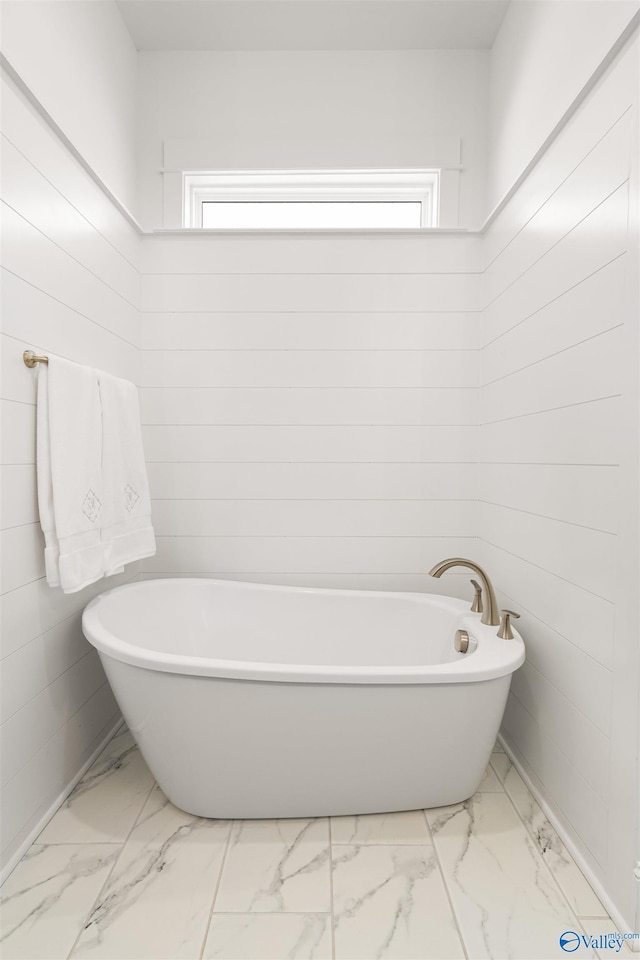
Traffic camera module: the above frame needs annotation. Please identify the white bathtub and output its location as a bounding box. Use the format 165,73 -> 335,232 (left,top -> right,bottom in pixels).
82,578 -> 524,818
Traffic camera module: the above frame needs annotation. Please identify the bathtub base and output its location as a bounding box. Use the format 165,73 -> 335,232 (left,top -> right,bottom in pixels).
101,656 -> 511,818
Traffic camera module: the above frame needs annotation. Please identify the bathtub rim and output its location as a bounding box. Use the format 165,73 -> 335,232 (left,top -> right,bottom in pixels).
82,577 -> 525,685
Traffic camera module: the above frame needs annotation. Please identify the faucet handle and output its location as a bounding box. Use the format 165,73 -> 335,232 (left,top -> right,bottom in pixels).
497,609 -> 520,640
469,579 -> 483,614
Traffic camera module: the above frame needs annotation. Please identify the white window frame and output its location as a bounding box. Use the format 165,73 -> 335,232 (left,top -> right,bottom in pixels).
182,169 -> 440,229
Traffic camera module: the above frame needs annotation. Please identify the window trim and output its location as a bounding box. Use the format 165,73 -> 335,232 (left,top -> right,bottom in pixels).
182,170 -> 440,229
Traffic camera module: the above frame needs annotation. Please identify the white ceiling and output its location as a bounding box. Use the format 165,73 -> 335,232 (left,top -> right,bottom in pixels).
117,0 -> 510,51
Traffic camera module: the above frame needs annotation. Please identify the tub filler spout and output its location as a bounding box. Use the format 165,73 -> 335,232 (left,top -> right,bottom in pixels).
429,557 -> 500,626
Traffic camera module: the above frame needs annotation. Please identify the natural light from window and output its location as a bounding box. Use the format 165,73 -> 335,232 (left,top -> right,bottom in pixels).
201,200 -> 423,229
184,171 -> 439,229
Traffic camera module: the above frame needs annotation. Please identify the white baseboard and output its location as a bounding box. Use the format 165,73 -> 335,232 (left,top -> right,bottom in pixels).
0,716 -> 124,887
498,734 -> 640,950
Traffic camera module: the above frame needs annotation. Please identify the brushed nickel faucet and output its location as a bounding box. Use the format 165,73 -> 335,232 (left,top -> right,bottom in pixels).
428,557 -> 500,626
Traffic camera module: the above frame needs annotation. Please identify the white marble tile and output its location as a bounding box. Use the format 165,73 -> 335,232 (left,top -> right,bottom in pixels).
427,793 -> 592,960
476,763 -> 504,792
203,914 -> 332,959
70,787 -> 230,959
493,740 -> 505,753
0,844 -> 119,959
122,783 -> 229,848
38,729 -> 154,844
215,819 -> 330,913
332,843 -> 464,959
489,749 -> 513,782
331,810 -> 431,845
502,765 -> 607,918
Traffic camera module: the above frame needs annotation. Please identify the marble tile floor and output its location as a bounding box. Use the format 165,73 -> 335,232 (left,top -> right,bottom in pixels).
0,727 -> 631,960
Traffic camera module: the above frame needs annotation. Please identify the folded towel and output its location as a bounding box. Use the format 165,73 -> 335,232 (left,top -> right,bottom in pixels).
98,371 -> 156,575
36,358 -> 156,593
36,358 -> 106,593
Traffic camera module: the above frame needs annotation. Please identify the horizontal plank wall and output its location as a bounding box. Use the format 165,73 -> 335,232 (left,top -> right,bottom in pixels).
0,70 -> 141,873
478,37 -> 639,927
140,233 -> 481,594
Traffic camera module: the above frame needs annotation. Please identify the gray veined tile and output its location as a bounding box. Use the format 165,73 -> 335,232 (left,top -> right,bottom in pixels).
502,765 -> 607,917
37,729 -> 154,844
330,810 -> 431,845
426,793 -> 594,960
122,783 -> 231,848
332,843 -> 464,959
0,844 -> 119,960
203,914 -> 332,960
476,763 -> 504,792
214,819 -> 330,913
489,749 -> 513,782
70,786 -> 231,959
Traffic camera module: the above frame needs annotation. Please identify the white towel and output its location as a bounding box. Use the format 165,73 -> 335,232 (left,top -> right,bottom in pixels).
37,358 -> 106,593
98,371 -> 156,575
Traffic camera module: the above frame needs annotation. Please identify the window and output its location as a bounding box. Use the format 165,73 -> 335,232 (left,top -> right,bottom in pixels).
183,170 -> 439,229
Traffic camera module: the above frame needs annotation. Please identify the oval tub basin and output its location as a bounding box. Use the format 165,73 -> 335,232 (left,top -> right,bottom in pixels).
83,578 -> 524,819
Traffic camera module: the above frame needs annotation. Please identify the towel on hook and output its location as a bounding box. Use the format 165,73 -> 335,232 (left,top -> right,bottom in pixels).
36,357 -> 106,592
98,371 -> 156,575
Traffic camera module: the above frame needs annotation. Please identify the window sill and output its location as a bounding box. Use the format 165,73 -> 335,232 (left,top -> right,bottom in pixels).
150,227 -> 471,236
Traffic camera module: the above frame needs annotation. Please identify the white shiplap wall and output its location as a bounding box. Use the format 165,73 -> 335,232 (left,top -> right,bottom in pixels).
479,37 -> 639,925
140,234 -> 481,594
2,24 -> 637,930
0,70 -> 141,874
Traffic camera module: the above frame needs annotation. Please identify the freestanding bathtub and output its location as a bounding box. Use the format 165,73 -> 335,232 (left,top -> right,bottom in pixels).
82,578 -> 524,818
